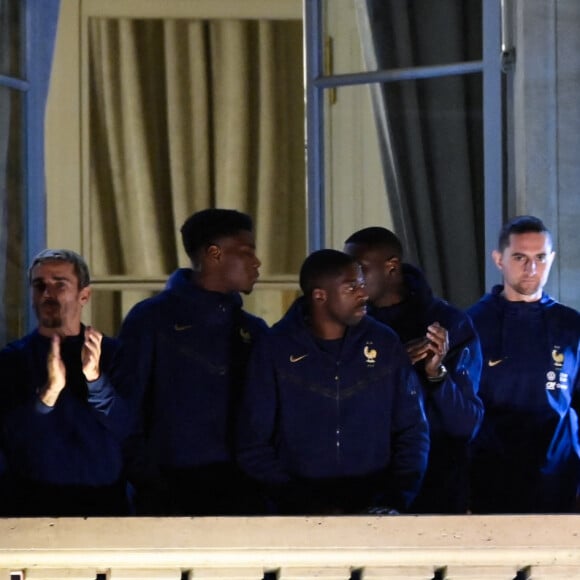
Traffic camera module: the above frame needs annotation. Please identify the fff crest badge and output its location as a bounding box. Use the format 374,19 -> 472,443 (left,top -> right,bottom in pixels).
364,343 -> 377,367
551,347 -> 564,370
545,346 -> 568,391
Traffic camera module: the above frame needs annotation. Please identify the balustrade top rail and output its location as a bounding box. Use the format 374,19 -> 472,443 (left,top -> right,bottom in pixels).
0,515 -> 579,578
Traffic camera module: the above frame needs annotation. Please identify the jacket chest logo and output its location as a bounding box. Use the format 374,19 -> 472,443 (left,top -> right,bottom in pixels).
546,346 -> 568,391
552,347 -> 564,369
364,343 -> 377,367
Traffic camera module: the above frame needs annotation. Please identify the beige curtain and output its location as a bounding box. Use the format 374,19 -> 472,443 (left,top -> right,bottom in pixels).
89,17 -> 305,280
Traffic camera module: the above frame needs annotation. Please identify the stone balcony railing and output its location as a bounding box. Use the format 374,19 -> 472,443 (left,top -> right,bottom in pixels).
1,515 -> 580,580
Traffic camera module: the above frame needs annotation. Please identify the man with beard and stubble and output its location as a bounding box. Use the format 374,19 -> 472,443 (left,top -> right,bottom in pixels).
237,249 -> 429,515
468,215 -> 580,513
344,227 -> 483,514
0,249 -> 128,516
117,208 -> 267,515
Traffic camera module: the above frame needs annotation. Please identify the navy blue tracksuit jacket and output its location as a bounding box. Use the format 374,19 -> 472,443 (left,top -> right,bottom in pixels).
0,328 -> 127,516
468,286 -> 580,513
237,297 -> 430,514
116,268 -> 268,515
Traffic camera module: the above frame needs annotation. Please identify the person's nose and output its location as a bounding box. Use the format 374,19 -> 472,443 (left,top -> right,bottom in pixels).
42,283 -> 61,300
358,286 -> 369,302
524,259 -> 537,275
253,254 -> 262,269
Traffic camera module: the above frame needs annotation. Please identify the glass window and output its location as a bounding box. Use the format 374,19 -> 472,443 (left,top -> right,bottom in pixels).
321,83 -> 392,247
322,76 -> 484,307
0,86 -> 24,344
323,0 -> 482,76
0,0 -> 22,78
307,0 -> 493,305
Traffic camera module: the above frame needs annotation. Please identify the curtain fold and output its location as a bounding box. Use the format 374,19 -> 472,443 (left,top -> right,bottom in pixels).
163,19 -> 212,254
356,0 -> 484,307
89,17 -> 305,284
90,18 -> 177,277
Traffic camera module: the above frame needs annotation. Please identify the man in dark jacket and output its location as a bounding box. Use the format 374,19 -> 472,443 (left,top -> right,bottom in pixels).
344,227 -> 483,513
467,215 -> 580,513
0,249 -> 128,516
117,208 -> 267,515
237,249 -> 429,514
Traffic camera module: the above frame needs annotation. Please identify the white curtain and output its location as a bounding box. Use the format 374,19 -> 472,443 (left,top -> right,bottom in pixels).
89,18 -> 305,278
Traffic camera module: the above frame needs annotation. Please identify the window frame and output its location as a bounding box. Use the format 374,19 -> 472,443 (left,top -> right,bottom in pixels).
1,0 -> 61,333
304,0 -> 504,290
45,0 -> 303,327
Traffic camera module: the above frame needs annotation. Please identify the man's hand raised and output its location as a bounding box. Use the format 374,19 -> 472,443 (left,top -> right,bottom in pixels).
82,326 -> 103,382
405,322 -> 449,380
38,334 -> 66,407
423,322 -> 449,379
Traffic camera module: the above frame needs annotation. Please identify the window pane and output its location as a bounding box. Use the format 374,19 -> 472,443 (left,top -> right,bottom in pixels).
322,0 -> 368,74
323,0 -> 482,75
0,0 -> 22,78
324,75 -> 484,308
322,83 -> 392,248
0,86 -> 25,344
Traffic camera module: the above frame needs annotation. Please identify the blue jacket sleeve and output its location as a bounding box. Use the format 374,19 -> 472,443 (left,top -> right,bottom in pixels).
33,373 -> 117,415
236,335 -> 292,485
85,375 -> 131,440
424,313 -> 484,439
86,374 -> 115,413
35,371 -> 119,417
1,337 -> 128,437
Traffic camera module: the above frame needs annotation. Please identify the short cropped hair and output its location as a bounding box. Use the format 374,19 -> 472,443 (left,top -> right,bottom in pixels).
28,249 -> 91,289
180,208 -> 254,261
498,215 -> 552,252
344,226 -> 403,257
299,249 -> 357,299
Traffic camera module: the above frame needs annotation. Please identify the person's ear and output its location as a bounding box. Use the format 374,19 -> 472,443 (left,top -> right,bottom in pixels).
385,256 -> 401,275
79,286 -> 91,306
312,288 -> 326,303
206,244 -> 221,261
492,249 -> 503,272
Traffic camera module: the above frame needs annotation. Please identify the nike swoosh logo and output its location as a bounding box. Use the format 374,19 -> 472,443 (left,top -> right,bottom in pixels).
488,359 -> 504,367
290,354 -> 308,363
174,324 -> 192,331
